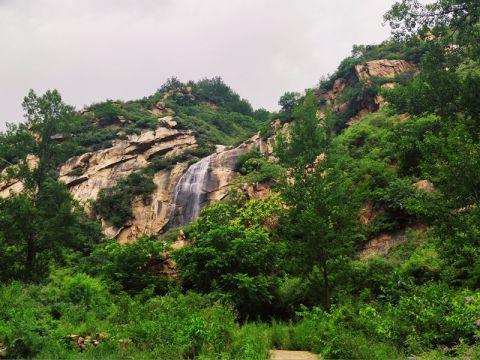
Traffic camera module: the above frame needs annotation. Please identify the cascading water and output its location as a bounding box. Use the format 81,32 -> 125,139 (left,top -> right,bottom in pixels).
169,155 -> 213,227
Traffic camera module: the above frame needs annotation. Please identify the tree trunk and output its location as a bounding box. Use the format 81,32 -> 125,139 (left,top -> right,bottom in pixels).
25,233 -> 35,281
322,264 -> 330,310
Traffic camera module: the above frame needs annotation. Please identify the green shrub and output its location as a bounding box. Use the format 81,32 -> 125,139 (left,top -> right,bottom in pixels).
0,283 -> 53,358
386,284 -> 480,352
115,292 -> 236,359
81,237 -> 174,295
228,322 -> 270,360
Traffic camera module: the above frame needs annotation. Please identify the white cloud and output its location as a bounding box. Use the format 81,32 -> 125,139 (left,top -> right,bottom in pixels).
0,0 -> 399,129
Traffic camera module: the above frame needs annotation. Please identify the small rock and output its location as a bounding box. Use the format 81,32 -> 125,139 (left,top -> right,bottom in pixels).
413,180 -> 435,193
97,332 -> 109,340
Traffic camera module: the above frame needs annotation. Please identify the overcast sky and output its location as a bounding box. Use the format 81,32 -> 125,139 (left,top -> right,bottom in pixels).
1,0 -> 401,130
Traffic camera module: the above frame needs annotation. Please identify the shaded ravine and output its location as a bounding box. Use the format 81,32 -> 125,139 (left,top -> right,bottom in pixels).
168,154 -> 213,227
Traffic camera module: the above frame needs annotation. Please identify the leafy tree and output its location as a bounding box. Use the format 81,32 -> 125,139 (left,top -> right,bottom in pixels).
174,196 -> 284,318
81,237 -> 172,295
280,158 -> 359,309
158,76 -> 184,93
278,91 -> 300,121
383,0 -> 480,287
276,91 -> 326,168
192,77 -> 253,115
385,0 -> 480,58
0,90 -> 101,281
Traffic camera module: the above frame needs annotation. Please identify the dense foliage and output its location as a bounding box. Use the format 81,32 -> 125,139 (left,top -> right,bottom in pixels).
1,0 -> 480,358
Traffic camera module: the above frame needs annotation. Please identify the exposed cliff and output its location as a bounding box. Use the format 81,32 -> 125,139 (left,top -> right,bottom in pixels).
54,113 -> 265,242
317,59 -> 415,127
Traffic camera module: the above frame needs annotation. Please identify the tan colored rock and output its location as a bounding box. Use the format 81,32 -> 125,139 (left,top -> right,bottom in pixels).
59,127 -> 196,204
116,163 -> 189,243
0,154 -> 39,198
320,78 -> 350,103
256,120 -> 290,158
346,108 -> 371,127
381,82 -> 396,90
206,140 -> 259,203
359,200 -> 377,225
247,183 -> 272,199
355,59 -> 414,80
413,180 -> 435,193
158,115 -> 177,128
360,230 -> 408,259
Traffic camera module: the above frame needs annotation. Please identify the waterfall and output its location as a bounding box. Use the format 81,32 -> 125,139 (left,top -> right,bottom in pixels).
169,155 -> 213,227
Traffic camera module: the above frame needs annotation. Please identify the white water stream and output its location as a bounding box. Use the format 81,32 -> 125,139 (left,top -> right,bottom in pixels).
169,155 -> 213,227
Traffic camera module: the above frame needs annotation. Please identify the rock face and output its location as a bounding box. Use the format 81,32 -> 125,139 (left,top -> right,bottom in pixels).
359,231 -> 408,259
0,154 -> 38,198
413,179 -> 435,193
0,115 -> 266,242
55,119 -> 264,241
118,139 -> 260,242
55,124 -> 199,241
115,163 -> 188,243
318,59 -> 415,126
355,59 -> 414,80
59,127 -> 197,204
169,140 -> 260,229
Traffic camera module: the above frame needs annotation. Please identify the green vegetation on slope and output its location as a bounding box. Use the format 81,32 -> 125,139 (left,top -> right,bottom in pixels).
1,0 -> 480,358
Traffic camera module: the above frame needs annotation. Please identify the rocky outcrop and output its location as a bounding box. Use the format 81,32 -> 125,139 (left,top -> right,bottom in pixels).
359,230 -> 408,259
113,163 -> 189,243
168,139 -> 261,230
0,114 -> 269,242
360,223 -> 427,259
55,118 -> 264,241
413,179 -> 435,193
355,59 -> 414,80
59,127 -> 197,204
318,59 -> 415,126
0,154 -> 39,198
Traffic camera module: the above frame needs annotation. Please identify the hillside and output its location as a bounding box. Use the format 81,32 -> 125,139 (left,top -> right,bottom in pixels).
0,78 -> 270,241
1,0 -> 480,358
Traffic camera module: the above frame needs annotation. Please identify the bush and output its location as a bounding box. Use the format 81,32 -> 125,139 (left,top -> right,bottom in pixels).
0,279 -> 240,359
115,292 -> 236,359
386,283 -> 480,352
229,323 -> 270,360
0,283 -> 53,358
81,237 -> 173,295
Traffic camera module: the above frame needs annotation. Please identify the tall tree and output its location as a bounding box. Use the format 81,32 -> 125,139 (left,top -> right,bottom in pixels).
276,91 -> 359,309
0,90 -> 100,281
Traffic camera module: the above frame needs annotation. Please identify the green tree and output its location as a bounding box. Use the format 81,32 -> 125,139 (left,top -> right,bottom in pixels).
275,91 -> 359,309
82,236 -> 173,295
174,196 -> 284,318
276,91 -> 326,168
280,159 -> 359,309
384,0 -> 480,286
278,91 -> 301,121
385,0 -> 480,58
0,90 -> 101,281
